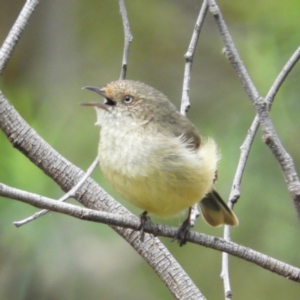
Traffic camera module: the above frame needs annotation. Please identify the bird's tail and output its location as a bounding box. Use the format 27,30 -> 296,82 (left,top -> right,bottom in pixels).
199,189 -> 238,227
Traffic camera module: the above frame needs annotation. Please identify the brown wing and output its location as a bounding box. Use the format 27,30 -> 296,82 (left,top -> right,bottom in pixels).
170,113 -> 201,150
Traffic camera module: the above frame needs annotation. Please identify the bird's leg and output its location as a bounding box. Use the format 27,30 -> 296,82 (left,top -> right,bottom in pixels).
189,203 -> 200,227
138,211 -> 152,242
173,204 -> 200,246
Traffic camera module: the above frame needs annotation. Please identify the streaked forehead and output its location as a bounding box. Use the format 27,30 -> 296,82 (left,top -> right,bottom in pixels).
103,80 -> 168,104
104,80 -> 142,98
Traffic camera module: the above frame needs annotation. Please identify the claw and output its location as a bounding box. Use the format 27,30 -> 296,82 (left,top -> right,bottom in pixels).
172,218 -> 192,246
172,206 -> 200,246
139,211 -> 151,242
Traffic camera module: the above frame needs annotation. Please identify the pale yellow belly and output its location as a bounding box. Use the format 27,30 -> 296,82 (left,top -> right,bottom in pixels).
101,159 -> 213,217
99,132 -> 218,217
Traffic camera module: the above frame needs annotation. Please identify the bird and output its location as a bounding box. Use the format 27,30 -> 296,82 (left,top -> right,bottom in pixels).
82,80 -> 238,245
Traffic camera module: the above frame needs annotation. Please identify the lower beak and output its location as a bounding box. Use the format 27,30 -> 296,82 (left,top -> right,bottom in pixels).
80,102 -> 109,111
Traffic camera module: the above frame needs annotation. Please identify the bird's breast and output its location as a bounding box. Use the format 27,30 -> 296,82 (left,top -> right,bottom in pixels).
98,126 -> 219,217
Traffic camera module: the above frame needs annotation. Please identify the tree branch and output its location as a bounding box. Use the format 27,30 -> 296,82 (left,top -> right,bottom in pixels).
207,1 -> 261,296
118,0 -> 133,80
255,95 -> 300,217
265,46 -> 300,104
209,0 -> 300,217
244,47 -> 300,218
0,1 -> 204,298
14,156 -> 99,227
1,181 -> 300,283
0,0 -> 40,74
179,0 -> 209,231
207,0 -> 260,104
262,47 -> 300,217
0,90 -> 203,300
207,1 -> 300,297
1,1 -> 299,299
15,0 -> 134,228
180,0 -> 208,115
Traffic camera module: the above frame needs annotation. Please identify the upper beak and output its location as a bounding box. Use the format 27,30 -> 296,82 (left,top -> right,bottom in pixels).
81,86 -> 115,111
83,86 -> 107,97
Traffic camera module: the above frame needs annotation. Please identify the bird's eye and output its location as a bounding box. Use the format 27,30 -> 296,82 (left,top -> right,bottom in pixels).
123,95 -> 133,104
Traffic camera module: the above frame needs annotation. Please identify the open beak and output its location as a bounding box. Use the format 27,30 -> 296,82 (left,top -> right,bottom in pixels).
81,86 -> 116,111
83,86 -> 107,97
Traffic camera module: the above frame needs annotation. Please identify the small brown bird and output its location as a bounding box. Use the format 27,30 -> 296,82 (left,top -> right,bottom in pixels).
82,80 -> 238,245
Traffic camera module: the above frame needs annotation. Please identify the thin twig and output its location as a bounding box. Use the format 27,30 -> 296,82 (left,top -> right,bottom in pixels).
1,182 -> 299,283
118,0 -> 133,80
0,0 -> 40,74
221,115 -> 258,298
180,0 -> 208,115
221,115 -> 259,298
265,46 -> 300,104
207,0 -> 260,104
180,0 -> 208,229
14,156 -> 99,227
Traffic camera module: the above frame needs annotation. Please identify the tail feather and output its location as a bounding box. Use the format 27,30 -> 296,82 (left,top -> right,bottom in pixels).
199,189 -> 238,227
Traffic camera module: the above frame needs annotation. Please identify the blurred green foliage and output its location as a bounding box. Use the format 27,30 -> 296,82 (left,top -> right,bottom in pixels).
1,0 -> 300,299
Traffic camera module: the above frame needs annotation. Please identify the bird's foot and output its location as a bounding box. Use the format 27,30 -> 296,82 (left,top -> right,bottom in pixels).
172,205 -> 199,246
172,218 -> 192,247
138,211 -> 152,242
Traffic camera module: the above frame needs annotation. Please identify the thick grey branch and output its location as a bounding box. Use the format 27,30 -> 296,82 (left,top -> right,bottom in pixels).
0,91 -> 202,300
0,2 -> 203,298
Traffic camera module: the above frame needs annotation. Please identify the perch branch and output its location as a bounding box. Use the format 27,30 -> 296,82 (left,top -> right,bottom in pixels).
1,182 -> 299,283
